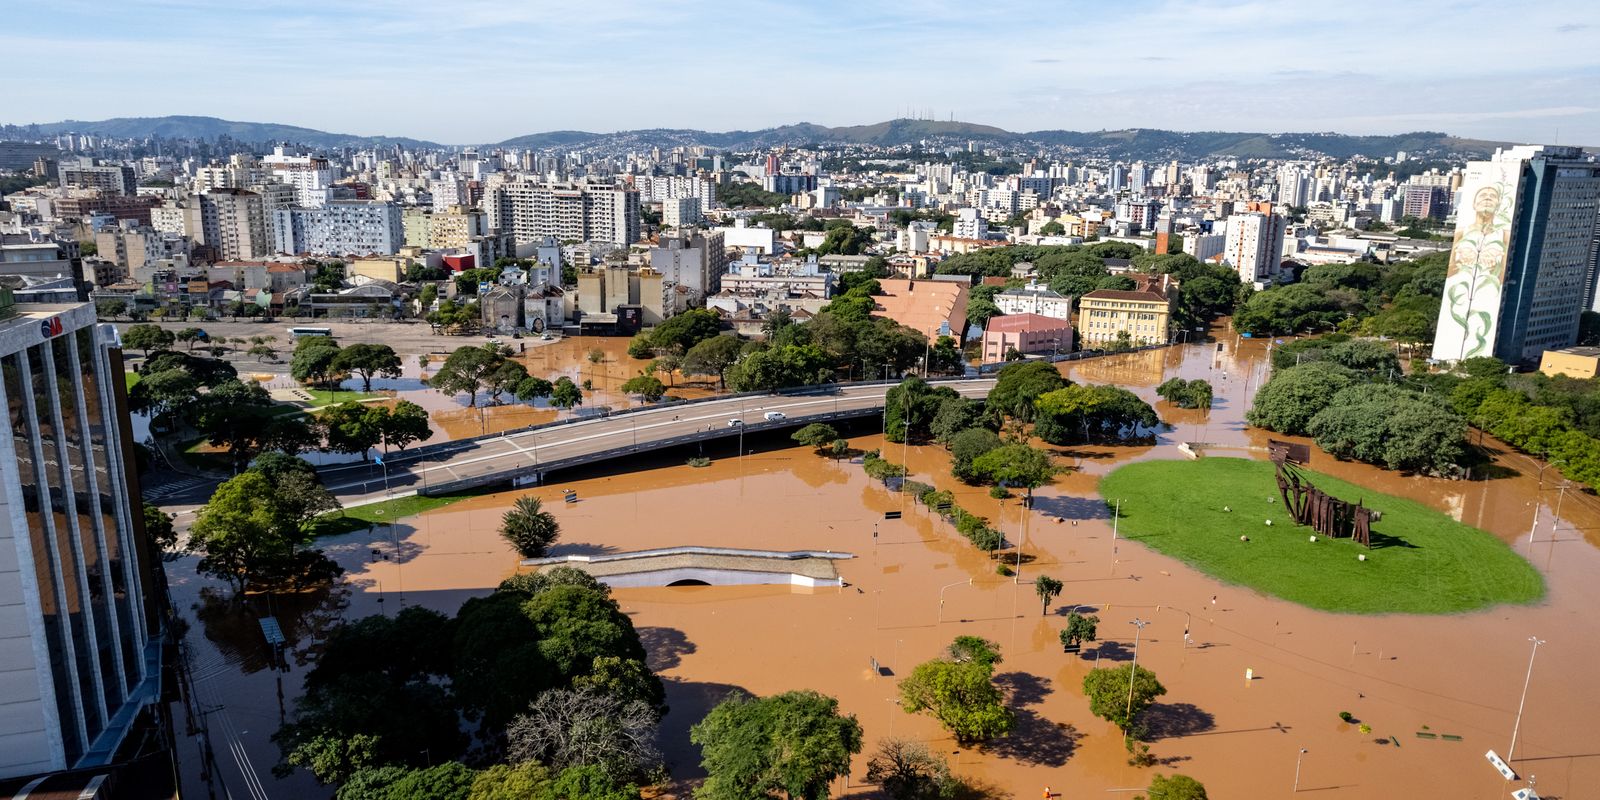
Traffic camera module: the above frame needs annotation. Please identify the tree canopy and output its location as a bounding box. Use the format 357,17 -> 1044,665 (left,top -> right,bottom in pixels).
690,690 -> 863,800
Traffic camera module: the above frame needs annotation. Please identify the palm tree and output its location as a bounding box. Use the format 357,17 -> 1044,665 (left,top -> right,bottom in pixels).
500,496 -> 560,558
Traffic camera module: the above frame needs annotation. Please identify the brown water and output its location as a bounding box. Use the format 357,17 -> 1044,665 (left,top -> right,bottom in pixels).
404,335 -> 722,440
168,328 -> 1600,799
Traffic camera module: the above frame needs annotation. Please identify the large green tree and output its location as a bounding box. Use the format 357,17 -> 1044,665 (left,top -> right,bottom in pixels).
333,344 -> 403,392
1082,664 -> 1166,733
189,468 -> 341,592
430,344 -> 505,407
970,443 -> 1058,500
691,690 -> 863,800
122,323 -> 175,356
682,335 -> 745,389
898,653 -> 1014,744
988,361 -> 1068,422
1140,773 -> 1208,800
1245,362 -> 1354,435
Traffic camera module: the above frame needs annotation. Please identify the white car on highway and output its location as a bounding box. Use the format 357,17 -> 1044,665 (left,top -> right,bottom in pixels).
763,411 -> 786,421
727,418 -> 744,427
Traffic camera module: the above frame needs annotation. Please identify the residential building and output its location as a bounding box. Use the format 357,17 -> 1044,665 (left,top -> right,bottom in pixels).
274,202 -> 404,256
1433,145 -> 1600,364
1402,184 -> 1451,221
1183,232 -> 1226,263
488,180 -> 639,248
1223,209 -> 1286,284
92,222 -> 162,272
982,313 -> 1073,361
262,148 -> 335,207
993,282 -> 1071,321
1078,274 -> 1179,347
762,173 -> 817,195
58,163 -> 135,196
715,219 -> 779,254
0,296 -> 161,779
49,193 -> 159,225
953,208 -> 987,240
187,188 -> 269,262
663,196 -> 701,228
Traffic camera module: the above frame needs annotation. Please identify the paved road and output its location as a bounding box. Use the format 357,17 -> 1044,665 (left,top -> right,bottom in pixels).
319,378 -> 998,506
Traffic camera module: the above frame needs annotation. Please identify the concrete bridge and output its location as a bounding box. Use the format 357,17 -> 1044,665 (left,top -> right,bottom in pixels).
319,378 -> 997,506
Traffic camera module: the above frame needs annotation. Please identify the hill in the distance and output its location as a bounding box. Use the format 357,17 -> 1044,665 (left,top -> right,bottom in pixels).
4,115 -> 1536,160
10,115 -> 440,149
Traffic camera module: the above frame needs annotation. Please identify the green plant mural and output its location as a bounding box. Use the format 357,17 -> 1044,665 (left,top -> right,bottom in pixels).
1438,172 -> 1516,359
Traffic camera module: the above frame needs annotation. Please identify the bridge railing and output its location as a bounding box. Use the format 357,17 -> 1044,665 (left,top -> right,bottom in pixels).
322,374 -> 988,475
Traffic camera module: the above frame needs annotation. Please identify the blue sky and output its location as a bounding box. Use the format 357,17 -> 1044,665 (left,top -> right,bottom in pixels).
5,0 -> 1598,145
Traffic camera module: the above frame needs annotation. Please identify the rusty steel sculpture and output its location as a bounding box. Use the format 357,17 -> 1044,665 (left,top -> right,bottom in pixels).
1267,440 -> 1374,547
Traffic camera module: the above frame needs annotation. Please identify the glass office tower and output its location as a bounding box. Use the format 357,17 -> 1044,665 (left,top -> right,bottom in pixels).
0,298 -> 155,778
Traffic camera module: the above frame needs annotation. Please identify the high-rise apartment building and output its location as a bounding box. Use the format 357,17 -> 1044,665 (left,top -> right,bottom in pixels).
488,181 -> 639,248
0,296 -> 159,778
1223,207 -> 1286,284
262,148 -> 335,207
1433,145 -> 1600,364
1402,184 -> 1451,220
186,188 -> 269,262
274,201 -> 405,256
57,163 -> 136,196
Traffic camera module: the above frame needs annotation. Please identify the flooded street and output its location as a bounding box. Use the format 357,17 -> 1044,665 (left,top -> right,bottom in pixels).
166,328 -> 1600,799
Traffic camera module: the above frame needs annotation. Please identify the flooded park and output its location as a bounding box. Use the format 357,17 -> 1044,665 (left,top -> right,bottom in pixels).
163,327 -> 1600,799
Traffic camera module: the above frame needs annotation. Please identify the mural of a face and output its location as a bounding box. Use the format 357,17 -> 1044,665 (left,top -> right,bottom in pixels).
1472,186 -> 1502,231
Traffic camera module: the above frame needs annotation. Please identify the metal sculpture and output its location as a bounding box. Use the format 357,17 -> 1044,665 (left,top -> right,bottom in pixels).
1267,440 -> 1373,547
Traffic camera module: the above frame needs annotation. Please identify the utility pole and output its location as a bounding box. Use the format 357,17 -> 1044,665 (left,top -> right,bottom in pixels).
1293,747 -> 1308,792
1507,636 -> 1546,766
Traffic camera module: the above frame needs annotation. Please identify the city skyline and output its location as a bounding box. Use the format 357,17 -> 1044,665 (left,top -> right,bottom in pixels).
6,0 -> 1598,145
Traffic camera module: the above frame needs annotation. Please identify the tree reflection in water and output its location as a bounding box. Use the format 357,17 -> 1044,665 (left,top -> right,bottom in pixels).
195,581 -> 352,674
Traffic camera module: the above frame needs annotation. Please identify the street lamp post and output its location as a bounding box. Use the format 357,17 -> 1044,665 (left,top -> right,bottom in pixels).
937,578 -> 972,623
1506,636 -> 1546,766
1125,618 -> 1150,719
1293,747 -> 1308,792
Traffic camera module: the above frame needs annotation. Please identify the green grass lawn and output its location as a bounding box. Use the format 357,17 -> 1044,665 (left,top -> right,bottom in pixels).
124,371 -> 140,391
1099,458 -> 1544,614
310,493 -> 471,537
300,387 -> 382,406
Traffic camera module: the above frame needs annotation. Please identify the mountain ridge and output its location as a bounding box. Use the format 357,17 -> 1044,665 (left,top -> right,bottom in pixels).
1,115 -> 1541,160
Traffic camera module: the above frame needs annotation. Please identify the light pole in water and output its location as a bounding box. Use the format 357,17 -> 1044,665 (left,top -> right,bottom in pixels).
1125,617 -> 1149,719
1293,747 -> 1308,792
1507,636 -> 1546,766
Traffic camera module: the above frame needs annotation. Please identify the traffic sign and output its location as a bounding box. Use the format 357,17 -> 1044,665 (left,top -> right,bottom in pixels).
1486,750 -> 1517,781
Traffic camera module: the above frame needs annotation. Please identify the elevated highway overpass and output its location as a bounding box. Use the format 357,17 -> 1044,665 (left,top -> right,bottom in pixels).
320,378 -> 997,506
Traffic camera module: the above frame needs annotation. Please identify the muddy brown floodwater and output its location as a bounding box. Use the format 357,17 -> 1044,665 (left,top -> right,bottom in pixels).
396,334 -> 722,440
167,326 -> 1600,800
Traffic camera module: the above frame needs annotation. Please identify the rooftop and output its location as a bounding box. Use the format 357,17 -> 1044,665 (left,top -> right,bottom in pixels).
985,313 -> 1072,333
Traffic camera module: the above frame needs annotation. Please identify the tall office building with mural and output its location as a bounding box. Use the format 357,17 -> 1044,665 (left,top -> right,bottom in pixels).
1433,145 -> 1600,365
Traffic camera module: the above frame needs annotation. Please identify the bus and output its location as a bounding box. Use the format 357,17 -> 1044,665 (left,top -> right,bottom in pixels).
286,326 -> 332,338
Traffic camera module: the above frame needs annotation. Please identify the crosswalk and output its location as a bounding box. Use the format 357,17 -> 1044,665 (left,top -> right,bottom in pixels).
142,476 -> 214,501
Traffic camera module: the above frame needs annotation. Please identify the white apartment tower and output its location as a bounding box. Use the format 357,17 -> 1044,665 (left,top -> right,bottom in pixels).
274,202 -> 405,256
262,147 -> 336,207
1223,211 -> 1286,284
489,181 -> 640,248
